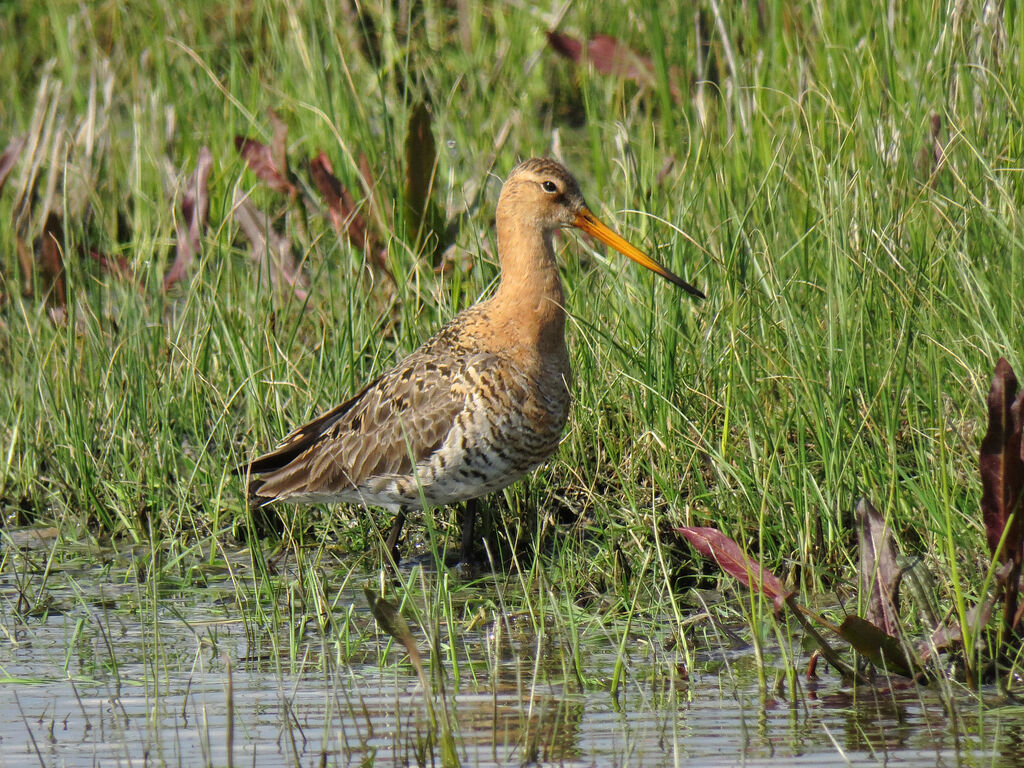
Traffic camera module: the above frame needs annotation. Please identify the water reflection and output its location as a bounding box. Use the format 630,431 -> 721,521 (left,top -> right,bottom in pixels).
0,546 -> 1020,767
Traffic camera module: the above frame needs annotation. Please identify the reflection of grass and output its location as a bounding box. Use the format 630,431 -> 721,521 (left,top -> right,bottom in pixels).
0,539 -> 1020,764
0,0 -> 1022,701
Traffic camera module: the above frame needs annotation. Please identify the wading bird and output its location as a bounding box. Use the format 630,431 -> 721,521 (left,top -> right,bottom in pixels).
239,157 -> 704,565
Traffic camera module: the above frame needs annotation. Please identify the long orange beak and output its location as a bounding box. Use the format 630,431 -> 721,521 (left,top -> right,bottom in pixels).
574,209 -> 705,299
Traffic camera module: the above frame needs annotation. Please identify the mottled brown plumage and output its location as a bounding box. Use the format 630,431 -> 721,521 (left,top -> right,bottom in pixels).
239,157 -> 703,562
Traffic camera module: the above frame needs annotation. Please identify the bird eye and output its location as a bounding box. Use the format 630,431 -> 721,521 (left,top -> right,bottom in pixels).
541,180 -> 559,194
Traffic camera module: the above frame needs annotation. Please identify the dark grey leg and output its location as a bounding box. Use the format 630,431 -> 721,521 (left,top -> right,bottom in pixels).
460,498 -> 479,564
385,508 -> 407,568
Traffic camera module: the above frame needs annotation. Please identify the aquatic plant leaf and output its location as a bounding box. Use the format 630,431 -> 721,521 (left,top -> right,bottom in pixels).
0,135 -> 26,194
309,150 -> 368,250
164,147 -> 212,291
855,497 -> 901,636
980,358 -> 1024,564
404,100 -> 437,244
921,572 -> 1003,661
235,131 -> 296,197
838,615 -> 919,679
364,587 -> 426,684
232,191 -> 308,299
676,526 -> 793,612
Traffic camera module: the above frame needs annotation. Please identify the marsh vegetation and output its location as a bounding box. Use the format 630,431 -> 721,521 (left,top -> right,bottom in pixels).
1,1 -> 1023,765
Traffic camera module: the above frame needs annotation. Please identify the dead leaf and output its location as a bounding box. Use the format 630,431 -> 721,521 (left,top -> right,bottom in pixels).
404,100 -> 437,245
164,147 -> 213,291
546,30 -> 685,104
855,497 -> 901,637
37,211 -> 66,311
268,110 -> 289,185
233,191 -> 308,299
89,250 -> 137,284
309,150 -> 368,249
921,574 -> 1002,661
309,151 -> 394,282
0,135 -> 26,194
547,31 -> 653,83
16,236 -> 34,296
235,131 -> 296,197
916,114 -> 947,186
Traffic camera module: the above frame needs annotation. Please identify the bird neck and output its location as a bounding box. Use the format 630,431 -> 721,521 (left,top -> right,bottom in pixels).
490,217 -> 567,355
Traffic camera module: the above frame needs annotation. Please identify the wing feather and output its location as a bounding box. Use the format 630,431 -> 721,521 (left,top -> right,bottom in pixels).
244,348 -> 493,505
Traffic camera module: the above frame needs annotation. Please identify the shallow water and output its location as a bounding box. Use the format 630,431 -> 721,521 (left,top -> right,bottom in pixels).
1,538 -> 1022,767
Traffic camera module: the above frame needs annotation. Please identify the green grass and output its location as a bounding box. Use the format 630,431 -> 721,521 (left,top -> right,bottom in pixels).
0,0 -> 1022,644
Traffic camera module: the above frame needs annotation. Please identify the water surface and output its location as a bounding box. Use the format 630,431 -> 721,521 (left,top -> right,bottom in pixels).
1,536 -> 1020,767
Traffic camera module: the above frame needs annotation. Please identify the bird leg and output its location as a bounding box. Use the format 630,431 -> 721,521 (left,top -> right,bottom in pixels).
459,498 -> 479,565
385,509 -> 407,568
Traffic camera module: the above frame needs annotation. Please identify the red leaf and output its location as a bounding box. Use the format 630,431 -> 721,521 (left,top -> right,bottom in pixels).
980,358 -> 1024,563
235,135 -> 296,196
164,147 -> 212,291
676,526 -> 793,612
309,150 -> 368,250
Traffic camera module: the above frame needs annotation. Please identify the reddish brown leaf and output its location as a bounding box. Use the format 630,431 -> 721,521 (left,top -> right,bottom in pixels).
235,135 -> 296,196
354,153 -> 395,281
164,147 -> 212,292
546,31 -> 657,86
16,236 -> 34,297
806,650 -> 820,679
89,250 -> 136,284
980,358 -> 1024,563
233,191 -> 308,299
0,135 -> 26,195
855,497 -> 901,637
837,615 -> 919,679
37,212 -> 66,310
676,526 -> 793,612
921,578 -> 1002,661
929,114 -> 944,168
547,30 -> 584,61
916,114 -> 947,186
309,150 -> 368,250
358,152 -> 374,193
268,110 -> 289,185
404,100 -> 436,243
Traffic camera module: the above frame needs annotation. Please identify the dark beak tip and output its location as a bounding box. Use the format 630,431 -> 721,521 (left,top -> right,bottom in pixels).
684,281 -> 707,300
666,271 -> 706,299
